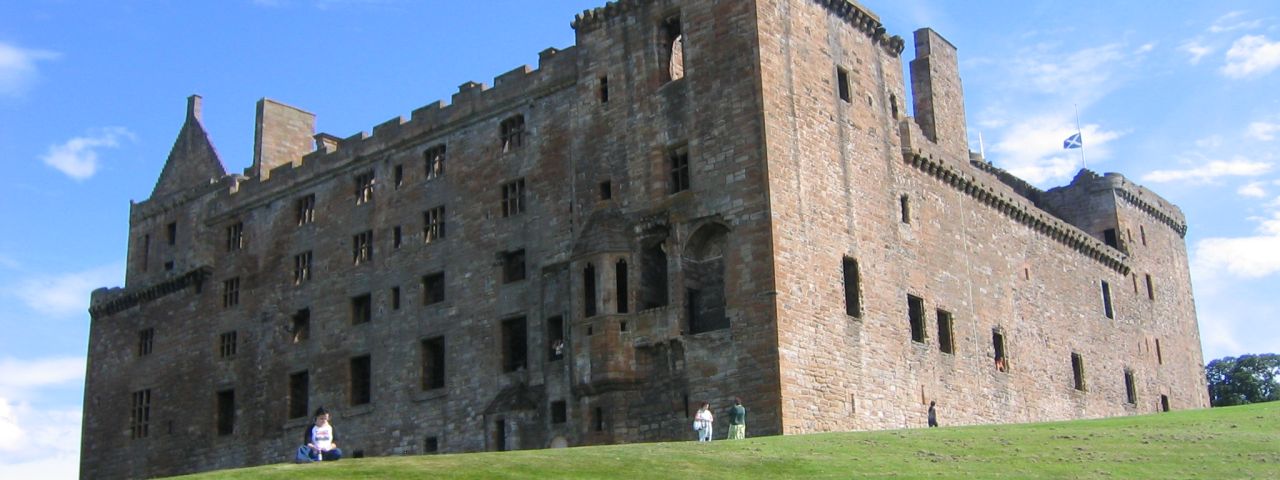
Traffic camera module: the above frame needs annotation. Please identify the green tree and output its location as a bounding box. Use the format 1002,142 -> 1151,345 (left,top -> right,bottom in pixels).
1206,353 -> 1280,407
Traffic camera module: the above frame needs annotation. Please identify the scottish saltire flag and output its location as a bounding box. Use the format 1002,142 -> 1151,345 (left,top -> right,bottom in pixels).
1063,133 -> 1083,149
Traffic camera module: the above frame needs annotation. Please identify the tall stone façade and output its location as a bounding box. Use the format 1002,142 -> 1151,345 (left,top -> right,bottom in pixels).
81,1 -> 1208,478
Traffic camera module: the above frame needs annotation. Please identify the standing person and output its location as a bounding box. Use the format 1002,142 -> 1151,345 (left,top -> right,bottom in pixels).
727,397 -> 746,439
296,407 -> 343,462
927,401 -> 939,428
694,402 -> 714,442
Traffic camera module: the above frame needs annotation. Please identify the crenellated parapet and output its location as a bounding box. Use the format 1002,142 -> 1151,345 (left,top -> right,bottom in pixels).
89,266 -> 211,320
571,0 -> 645,32
813,0 -> 905,56
904,152 -> 1130,274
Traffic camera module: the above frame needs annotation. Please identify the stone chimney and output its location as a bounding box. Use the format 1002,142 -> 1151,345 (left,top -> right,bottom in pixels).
909,28 -> 969,160
252,98 -> 316,180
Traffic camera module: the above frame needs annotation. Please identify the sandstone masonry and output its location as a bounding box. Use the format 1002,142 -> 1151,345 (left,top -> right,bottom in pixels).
81,1 -> 1208,478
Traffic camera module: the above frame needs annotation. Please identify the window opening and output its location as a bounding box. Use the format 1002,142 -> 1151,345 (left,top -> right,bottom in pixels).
502,249 -> 526,283
547,316 -> 565,361
843,258 -> 862,317
685,225 -> 728,333
422,272 -> 445,305
1071,352 -> 1086,391
293,251 -> 312,285
425,437 -> 439,454
393,164 -> 404,189
391,286 -> 401,310
1140,225 -> 1147,246
1103,228 -> 1118,249
351,294 -> 372,325
421,336 -> 445,390
500,115 -> 525,152
222,277 -> 240,308
599,76 -> 609,103
936,310 -> 954,354
393,226 -> 402,249
837,66 -> 851,103
424,206 -> 446,243
1155,338 -> 1163,365
594,406 -> 605,432
226,222 -> 244,252
130,389 -> 151,439
584,263 -> 597,317
900,194 -> 911,224
1160,395 -> 1170,412
1145,274 -> 1155,300
291,309 -> 310,343
993,330 -> 1008,372
216,389 -> 235,436
599,180 -> 612,200
296,194 -> 316,226
640,242 -> 669,309
353,230 -> 374,265
551,400 -> 567,424
354,170 -> 374,205
661,15 -> 684,82
1101,280 -> 1114,319
166,222 -> 177,245
669,146 -> 690,194
908,295 -> 925,343
501,317 -> 528,372
138,328 -> 154,356
218,331 -> 237,358
1124,370 -> 1137,405
502,179 -> 526,217
425,144 -> 446,179
616,259 -> 629,313
289,371 -> 309,419
349,355 -> 372,405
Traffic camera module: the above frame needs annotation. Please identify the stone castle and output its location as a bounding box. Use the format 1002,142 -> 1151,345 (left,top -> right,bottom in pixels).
80,0 -> 1208,478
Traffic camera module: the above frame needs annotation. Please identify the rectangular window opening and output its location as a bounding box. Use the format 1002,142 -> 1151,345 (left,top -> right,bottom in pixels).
936,310 -> 954,354
551,400 -> 567,424
1101,280 -> 1114,319
291,309 -> 310,343
393,225 -> 402,249
598,76 -> 609,103
218,331 -> 237,358
130,389 -> 151,439
842,258 -> 862,317
837,66 -> 851,103
393,164 -> 404,188
668,145 -> 690,194
225,222 -> 244,252
594,406 -> 605,432
900,194 -> 911,224
500,115 -> 525,152
502,249 -> 526,283
1145,274 -> 1155,300
353,230 -> 374,265
425,436 -> 439,454
425,144 -> 446,179
1155,338 -> 1163,365
908,295 -> 925,343
616,259 -> 628,313
424,206 -> 446,243
351,294 -> 372,325
349,355 -> 372,406
288,371 -> 309,419
421,336 -> 445,390
547,316 -> 565,361
391,286 -> 401,310
1124,370 -> 1137,405
1071,352 -> 1086,391
422,272 -> 445,305
216,389 -> 235,436
138,328 -> 154,357
222,277 -> 240,308
296,194 -> 316,226
293,251 -> 312,285
993,330 -> 1009,372
354,171 -> 375,205
599,180 -> 612,200
1103,228 -> 1118,249
501,317 -> 528,373
660,15 -> 684,83
502,179 -> 526,217
166,222 -> 177,245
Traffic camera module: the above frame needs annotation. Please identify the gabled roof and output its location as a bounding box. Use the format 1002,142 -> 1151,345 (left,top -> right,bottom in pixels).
151,95 -> 226,199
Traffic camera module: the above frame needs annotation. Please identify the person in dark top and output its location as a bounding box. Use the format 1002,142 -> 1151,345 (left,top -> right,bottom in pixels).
927,401 -> 939,428
727,397 -> 747,439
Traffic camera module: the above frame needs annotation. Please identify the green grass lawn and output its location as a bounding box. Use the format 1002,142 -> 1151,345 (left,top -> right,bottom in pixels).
177,402 -> 1279,479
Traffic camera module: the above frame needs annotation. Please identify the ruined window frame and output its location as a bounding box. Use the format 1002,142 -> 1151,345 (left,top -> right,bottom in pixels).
501,179 -> 526,217
668,145 -> 690,194
349,354 -> 372,406
296,194 -> 316,226
907,295 -> 925,343
422,272 -> 446,306
290,309 -> 311,343
351,293 -> 373,325
353,230 -> 374,265
501,249 -> 527,284
424,144 -> 446,179
130,389 -> 151,439
500,316 -> 528,373
222,277 -> 240,308
1071,352 -> 1087,391
424,205 -> 446,243
215,389 -> 235,436
288,371 -> 309,419
354,170 -> 375,205
225,222 -> 244,252
1123,369 -> 1137,405
138,328 -> 155,357
500,115 -> 525,152
293,251 -> 312,285
421,336 -> 446,391
1100,280 -> 1114,319
936,309 -> 955,354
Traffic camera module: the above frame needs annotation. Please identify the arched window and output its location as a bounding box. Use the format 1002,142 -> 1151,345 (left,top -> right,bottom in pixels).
683,224 -> 729,333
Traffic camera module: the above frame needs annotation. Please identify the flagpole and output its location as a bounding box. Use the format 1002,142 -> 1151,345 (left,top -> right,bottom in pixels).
1075,104 -> 1087,169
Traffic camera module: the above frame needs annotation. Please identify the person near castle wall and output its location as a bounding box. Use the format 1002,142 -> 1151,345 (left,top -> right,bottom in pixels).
694,402 -> 714,442
296,407 -> 343,462
927,401 -> 939,428
727,397 -> 746,439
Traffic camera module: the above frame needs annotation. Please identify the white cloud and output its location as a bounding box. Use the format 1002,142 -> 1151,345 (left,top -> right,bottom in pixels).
1246,121 -> 1280,141
1209,11 -> 1263,33
8,263 -> 123,318
0,398 -> 80,478
1135,43 -> 1155,54
1141,158 -> 1272,183
0,42 -> 59,98
988,120 -> 1123,185
1194,211 -> 1280,278
1007,43 -> 1126,99
40,127 -> 133,181
1194,135 -> 1223,148
0,357 -> 85,400
1222,35 -> 1280,78
1238,181 -> 1268,198
1180,40 -> 1213,65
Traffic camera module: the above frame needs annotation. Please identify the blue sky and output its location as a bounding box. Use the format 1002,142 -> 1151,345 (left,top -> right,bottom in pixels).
1,1 -> 1277,477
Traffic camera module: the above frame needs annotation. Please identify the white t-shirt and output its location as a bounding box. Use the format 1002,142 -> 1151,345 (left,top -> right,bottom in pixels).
310,424 -> 334,451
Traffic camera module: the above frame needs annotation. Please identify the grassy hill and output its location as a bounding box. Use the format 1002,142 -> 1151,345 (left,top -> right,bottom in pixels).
177,402 -> 1278,479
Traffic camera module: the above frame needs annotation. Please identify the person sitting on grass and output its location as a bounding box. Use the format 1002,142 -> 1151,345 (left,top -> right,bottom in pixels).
296,407 -> 342,462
